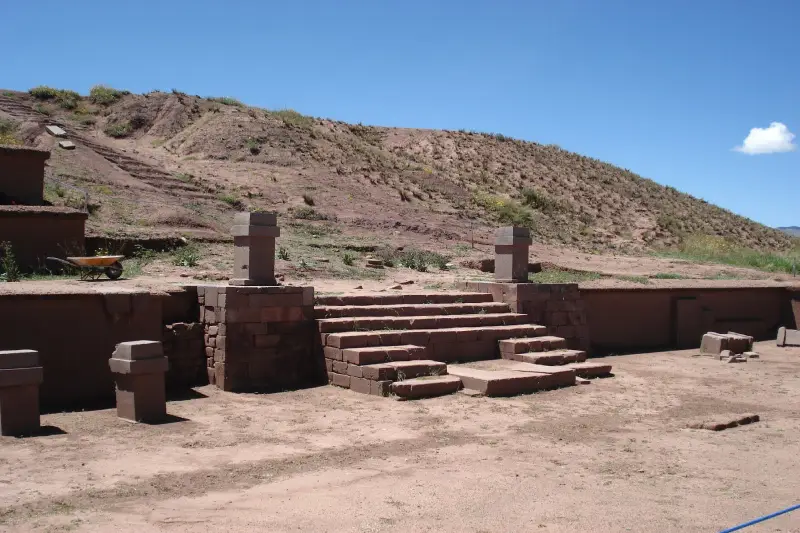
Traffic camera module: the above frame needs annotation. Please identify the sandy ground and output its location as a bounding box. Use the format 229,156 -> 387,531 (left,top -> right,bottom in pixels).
1,342 -> 799,532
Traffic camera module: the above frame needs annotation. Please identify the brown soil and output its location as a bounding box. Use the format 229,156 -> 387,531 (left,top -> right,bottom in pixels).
0,89 -> 793,256
1,341 -> 798,532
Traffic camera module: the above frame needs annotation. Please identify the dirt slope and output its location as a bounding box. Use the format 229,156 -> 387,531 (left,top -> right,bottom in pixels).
0,88 -> 793,253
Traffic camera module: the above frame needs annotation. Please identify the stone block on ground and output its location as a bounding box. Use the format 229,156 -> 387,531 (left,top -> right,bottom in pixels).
58,140 -> 76,150
391,375 -> 462,399
776,327 -> 800,347
109,341 -> 168,423
45,125 -> 66,137
447,366 -> 563,396
566,361 -> 613,378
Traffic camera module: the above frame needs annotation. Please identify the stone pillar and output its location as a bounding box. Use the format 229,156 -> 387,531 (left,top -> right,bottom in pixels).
494,227 -> 532,283
198,285 -> 319,392
230,212 -> 280,286
0,349 -> 43,436
109,341 -> 169,423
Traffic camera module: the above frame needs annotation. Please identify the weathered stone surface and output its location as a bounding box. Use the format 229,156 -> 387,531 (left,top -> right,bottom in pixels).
391,375 -> 462,399
0,349 -> 39,369
45,125 -> 66,137
58,140 -> 76,150
113,340 -> 163,361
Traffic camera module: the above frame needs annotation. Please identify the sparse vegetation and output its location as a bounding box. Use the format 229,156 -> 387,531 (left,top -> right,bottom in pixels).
473,193 -> 533,227
277,246 -> 290,261
293,206 -> 327,220
0,241 -> 21,282
104,121 -> 132,138
521,187 -> 559,213
89,85 -> 129,105
208,96 -> 244,107
272,109 -> 314,128
658,235 -> 800,274
529,269 -> 602,284
246,138 -> 261,155
651,272 -> 686,279
302,193 -> 315,206
172,243 -> 200,267
218,194 -> 244,208
616,275 -> 650,284
342,252 -> 355,266
0,118 -> 20,145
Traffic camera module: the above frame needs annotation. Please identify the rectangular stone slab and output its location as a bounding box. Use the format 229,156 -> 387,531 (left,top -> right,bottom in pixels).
391,375 -> 462,399
113,340 -> 163,360
234,211 -> 277,226
0,349 -> 39,369
109,357 -> 169,375
0,367 -> 44,387
447,366 -> 555,396
566,362 -> 613,378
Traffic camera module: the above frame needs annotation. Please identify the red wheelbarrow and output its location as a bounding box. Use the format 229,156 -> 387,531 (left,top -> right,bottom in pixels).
47,255 -> 125,280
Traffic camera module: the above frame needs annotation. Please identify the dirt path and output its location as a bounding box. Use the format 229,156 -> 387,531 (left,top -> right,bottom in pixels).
1,342 -> 799,532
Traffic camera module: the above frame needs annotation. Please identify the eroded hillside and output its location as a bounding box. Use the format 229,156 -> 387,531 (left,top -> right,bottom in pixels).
0,86 -> 792,253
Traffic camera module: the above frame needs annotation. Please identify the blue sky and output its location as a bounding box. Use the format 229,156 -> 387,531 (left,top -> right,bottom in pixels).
1,0 -> 797,227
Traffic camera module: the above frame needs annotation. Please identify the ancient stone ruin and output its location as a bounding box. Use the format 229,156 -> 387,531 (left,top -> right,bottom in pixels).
0,349 -> 43,435
109,341 -> 169,423
0,144 -> 87,271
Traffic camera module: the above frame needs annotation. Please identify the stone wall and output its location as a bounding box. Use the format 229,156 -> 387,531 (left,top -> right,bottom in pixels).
459,281 -> 590,350
583,286 -> 789,352
198,285 -> 324,392
0,144 -> 49,205
0,290 -> 162,408
162,322 -> 206,388
0,206 -> 87,272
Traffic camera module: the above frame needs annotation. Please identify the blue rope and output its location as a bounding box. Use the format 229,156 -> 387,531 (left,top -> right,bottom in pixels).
719,503 -> 800,533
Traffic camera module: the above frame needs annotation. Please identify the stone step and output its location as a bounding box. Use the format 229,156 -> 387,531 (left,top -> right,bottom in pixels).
566,362 -> 613,378
498,336 -> 568,356
315,292 -> 494,306
361,360 -> 447,381
317,313 -> 529,333
446,366 -> 568,397
324,324 -> 547,363
314,302 -> 513,319
459,359 -> 576,386
325,345 -> 427,365
391,375 -> 463,399
512,349 -> 587,365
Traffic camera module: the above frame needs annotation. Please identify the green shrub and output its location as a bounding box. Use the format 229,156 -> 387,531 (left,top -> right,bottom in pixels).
218,194 -> 244,208
398,248 -> 450,272
657,235 -> 800,274
0,118 -> 19,145
272,108 -> 314,128
246,138 -> 261,155
89,85 -> 129,105
342,252 -> 355,266
521,188 -> 559,213
473,193 -> 533,227
104,121 -> 132,138
651,272 -> 685,279
293,206 -> 327,220
172,243 -> 200,267
0,241 -> 21,282
56,90 -> 81,110
277,246 -> 290,261
29,86 -> 60,100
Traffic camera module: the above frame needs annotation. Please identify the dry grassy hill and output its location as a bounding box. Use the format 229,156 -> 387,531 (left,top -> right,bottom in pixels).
0,86 -> 793,255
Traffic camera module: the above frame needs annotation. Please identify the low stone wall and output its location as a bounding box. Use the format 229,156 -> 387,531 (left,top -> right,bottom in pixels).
459,281 -> 590,350
198,285 -> 324,392
0,206 -> 87,272
582,285 -> 791,353
0,290 -> 162,408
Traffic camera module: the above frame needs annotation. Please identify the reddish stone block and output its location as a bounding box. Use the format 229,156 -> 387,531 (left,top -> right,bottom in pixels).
347,365 -> 364,378
332,360 -> 349,374
323,346 -> 343,361
330,372 -> 351,388
550,312 -> 567,326
208,325 -> 219,336
227,307 -> 262,323
370,380 -> 393,397
350,377 -> 371,394
325,358 -> 333,372
360,363 -> 396,381
214,349 -> 226,363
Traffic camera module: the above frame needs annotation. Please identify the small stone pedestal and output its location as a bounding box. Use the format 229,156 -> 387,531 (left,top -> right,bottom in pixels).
495,227 -> 532,283
0,350 -> 43,436
109,341 -> 169,423
230,212 -> 280,286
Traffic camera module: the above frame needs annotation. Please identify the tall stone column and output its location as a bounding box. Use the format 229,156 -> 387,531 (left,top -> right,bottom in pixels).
230,212 -> 280,286
494,226 -> 532,283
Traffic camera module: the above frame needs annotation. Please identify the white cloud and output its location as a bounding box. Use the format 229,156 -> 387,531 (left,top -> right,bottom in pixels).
734,122 -> 796,155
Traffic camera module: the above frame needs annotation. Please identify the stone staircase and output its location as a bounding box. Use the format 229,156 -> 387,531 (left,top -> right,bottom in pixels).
316,291 -> 612,399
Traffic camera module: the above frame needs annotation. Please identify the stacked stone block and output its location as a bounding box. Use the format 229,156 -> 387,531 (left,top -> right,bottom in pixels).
198,285 -> 319,392
459,281 -> 590,351
162,322 -> 205,388
109,341 -> 169,423
700,332 -> 754,356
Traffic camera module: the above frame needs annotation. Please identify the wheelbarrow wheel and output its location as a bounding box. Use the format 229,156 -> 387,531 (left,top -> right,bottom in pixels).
104,261 -> 123,280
